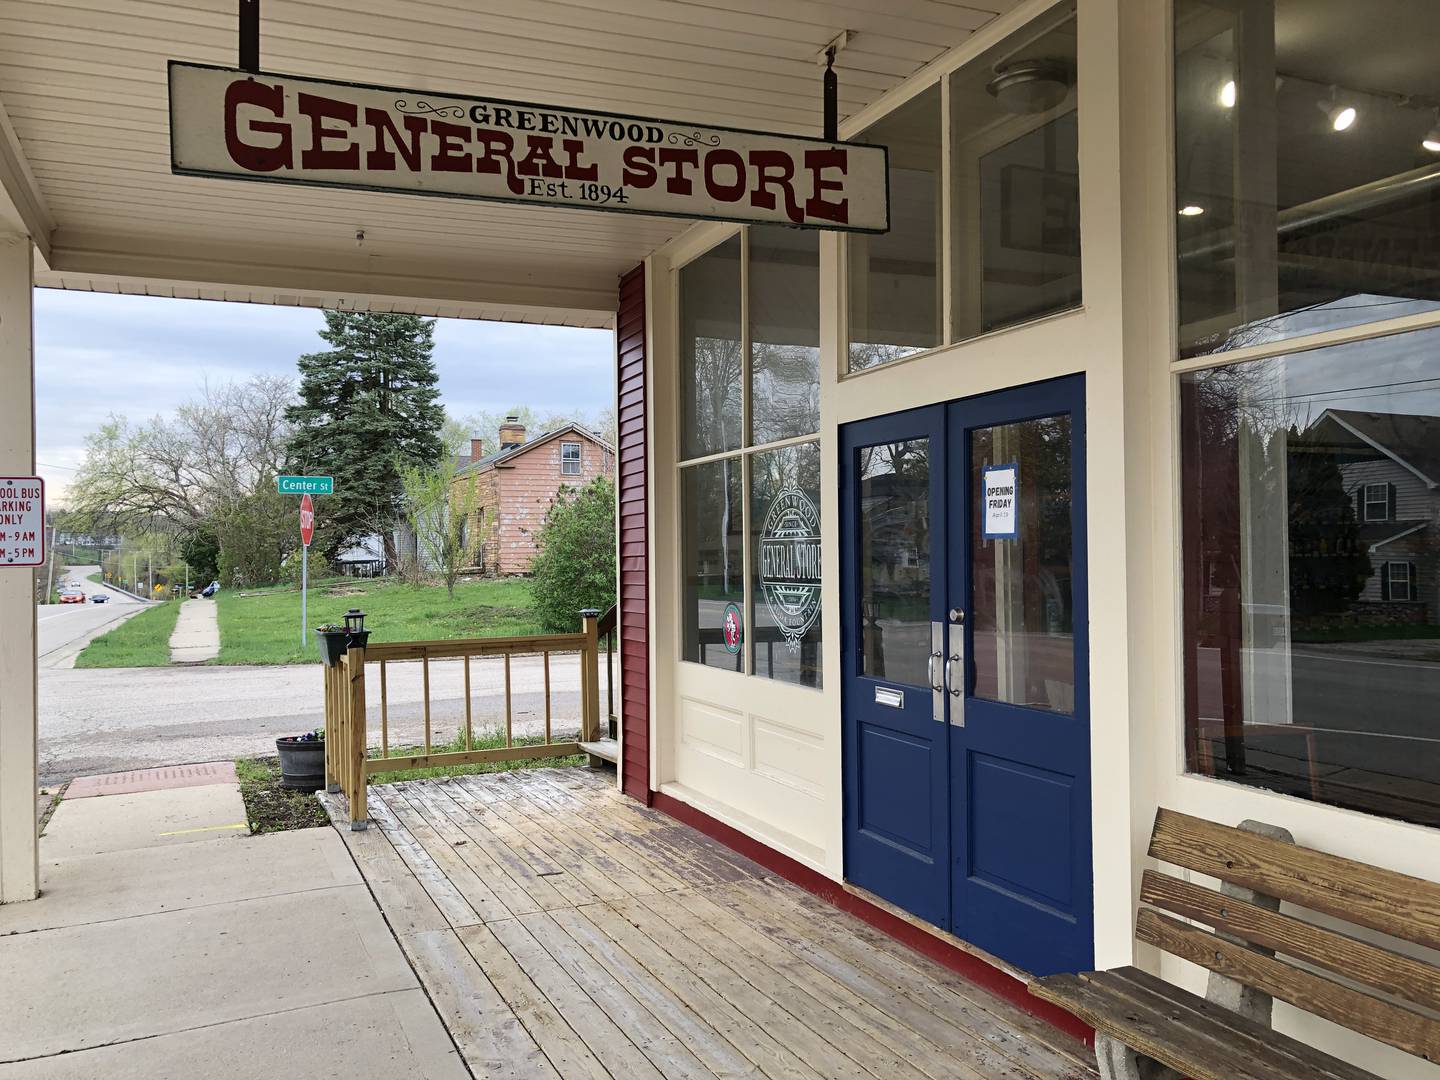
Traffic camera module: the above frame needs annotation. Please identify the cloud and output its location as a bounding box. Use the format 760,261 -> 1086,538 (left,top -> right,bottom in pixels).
33,291 -> 614,503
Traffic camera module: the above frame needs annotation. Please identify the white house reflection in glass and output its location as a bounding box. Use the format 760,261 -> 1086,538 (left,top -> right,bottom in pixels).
1181,326 -> 1440,826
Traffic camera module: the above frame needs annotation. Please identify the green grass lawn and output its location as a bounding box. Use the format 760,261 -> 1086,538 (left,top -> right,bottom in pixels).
74,601 -> 181,668
215,576 -> 544,665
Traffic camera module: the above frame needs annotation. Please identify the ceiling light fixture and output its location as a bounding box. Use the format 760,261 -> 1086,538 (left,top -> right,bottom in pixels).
1424,111 -> 1440,153
1318,89 -> 1357,132
986,58 -> 1073,115
1219,80 -> 1237,108
1178,205 -> 1206,217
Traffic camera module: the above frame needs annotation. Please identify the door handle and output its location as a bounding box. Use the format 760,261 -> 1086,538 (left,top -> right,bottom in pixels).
945,620 -> 965,727
929,621 -> 944,724
945,654 -> 962,697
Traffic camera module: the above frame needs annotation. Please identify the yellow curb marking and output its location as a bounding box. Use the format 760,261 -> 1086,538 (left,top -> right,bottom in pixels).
158,823 -> 249,836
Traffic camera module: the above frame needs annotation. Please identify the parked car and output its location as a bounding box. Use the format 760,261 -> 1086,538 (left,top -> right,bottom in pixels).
59,590 -> 85,604
90,593 -> 109,604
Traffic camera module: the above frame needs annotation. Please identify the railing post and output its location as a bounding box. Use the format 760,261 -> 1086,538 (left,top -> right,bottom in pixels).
338,656 -> 350,800
323,662 -> 336,792
579,609 -> 600,743
348,644 -> 368,829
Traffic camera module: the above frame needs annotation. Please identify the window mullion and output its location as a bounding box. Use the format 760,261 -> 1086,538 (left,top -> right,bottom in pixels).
740,227 -> 754,676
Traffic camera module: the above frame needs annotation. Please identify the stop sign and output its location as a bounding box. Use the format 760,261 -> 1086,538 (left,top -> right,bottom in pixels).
299,493 -> 315,548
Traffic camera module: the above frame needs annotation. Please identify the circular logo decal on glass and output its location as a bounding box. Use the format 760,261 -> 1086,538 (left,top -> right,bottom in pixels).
722,602 -> 744,654
759,486 -> 821,654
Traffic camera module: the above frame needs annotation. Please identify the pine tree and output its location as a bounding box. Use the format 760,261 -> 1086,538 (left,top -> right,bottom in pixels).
285,312 -> 446,563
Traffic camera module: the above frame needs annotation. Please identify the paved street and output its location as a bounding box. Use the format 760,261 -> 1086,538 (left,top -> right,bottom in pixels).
37,564 -> 145,665
39,652 -> 612,786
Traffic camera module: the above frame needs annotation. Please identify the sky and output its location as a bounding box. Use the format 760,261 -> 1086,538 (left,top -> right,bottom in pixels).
33,290 -> 615,505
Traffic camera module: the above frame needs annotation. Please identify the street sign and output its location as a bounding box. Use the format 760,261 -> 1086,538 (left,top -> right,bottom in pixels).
277,475 -> 333,495
299,494 -> 315,548
0,477 -> 44,567
168,63 -> 890,233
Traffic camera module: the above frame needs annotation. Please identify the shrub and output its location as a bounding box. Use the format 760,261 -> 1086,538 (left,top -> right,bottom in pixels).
529,476 -> 616,632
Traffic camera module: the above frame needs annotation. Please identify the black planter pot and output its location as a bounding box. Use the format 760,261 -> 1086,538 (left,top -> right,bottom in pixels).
276,736 -> 326,792
316,629 -> 371,667
316,630 -> 347,667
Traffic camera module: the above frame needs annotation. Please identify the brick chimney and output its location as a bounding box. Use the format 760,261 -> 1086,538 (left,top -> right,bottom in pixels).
469,436 -> 484,462
498,415 -> 526,450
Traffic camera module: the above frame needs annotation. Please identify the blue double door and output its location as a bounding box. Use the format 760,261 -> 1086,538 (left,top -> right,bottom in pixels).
840,375 -> 1092,976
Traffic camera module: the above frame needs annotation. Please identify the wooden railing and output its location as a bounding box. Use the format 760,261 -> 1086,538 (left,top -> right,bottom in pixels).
598,604 -> 617,739
324,611 -> 601,829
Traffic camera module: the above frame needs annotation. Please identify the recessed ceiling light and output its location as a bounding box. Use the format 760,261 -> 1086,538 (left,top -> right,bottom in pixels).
1219,80 -> 1236,108
1179,205 -> 1206,217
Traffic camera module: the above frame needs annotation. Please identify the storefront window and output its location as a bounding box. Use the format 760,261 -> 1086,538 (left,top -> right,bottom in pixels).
679,235 -> 742,458
751,228 -> 820,443
681,460 -> 742,671
848,85 -> 942,372
1175,0 -> 1440,358
951,5 -> 1080,340
678,228 -> 822,687
751,443 -> 822,687
1181,325 -> 1440,826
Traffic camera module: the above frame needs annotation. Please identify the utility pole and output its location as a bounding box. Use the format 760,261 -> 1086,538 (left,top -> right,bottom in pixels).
44,525 -> 57,601
131,553 -> 138,594
148,552 -> 154,599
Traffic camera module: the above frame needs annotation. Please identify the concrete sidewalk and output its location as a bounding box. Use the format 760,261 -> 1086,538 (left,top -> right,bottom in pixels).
168,597 -> 220,664
0,768 -> 467,1079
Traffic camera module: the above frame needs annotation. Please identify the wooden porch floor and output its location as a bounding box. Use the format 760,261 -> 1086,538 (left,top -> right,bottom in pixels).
322,768 -> 1097,1080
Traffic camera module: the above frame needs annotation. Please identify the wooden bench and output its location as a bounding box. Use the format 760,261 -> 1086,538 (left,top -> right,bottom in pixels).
1030,809 -> 1440,1080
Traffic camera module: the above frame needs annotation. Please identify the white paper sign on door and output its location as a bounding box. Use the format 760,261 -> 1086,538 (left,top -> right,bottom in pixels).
982,463 -> 1019,539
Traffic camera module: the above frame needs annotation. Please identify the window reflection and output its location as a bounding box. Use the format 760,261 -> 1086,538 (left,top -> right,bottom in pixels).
952,5 -> 1080,339
971,417 -> 1075,713
1182,326 -> 1440,826
1175,0 -> 1440,357
682,460 -> 743,671
679,236 -> 742,458
751,227 -> 820,443
859,440 -> 932,686
751,443 -> 823,687
849,86 -> 942,372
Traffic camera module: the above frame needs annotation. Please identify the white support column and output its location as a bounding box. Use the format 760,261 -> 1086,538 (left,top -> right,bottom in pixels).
0,232 -> 37,903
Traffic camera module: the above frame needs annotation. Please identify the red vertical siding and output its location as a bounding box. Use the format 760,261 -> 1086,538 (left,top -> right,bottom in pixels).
617,264 -> 650,803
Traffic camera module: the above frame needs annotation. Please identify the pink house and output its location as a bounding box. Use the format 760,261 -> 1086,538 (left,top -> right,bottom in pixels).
454,417 -> 613,575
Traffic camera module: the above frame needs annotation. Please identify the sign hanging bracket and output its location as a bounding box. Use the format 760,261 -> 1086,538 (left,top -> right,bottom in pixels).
239,0 -> 259,74
817,31 -> 852,142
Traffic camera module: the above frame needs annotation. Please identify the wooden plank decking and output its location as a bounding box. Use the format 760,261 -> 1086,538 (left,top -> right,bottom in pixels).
322,768 -> 1097,1080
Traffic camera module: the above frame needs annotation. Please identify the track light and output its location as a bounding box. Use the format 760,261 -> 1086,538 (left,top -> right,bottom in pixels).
1219,80 -> 1236,109
1178,205 -> 1206,217
1318,90 -> 1356,132
1424,112 -> 1440,153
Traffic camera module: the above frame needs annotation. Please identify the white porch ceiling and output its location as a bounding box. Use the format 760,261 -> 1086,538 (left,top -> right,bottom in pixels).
0,0 -> 1020,325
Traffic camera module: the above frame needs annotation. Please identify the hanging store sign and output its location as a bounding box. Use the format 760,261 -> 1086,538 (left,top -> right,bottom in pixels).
0,477 -> 44,567
169,64 -> 890,232
759,487 -> 821,653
